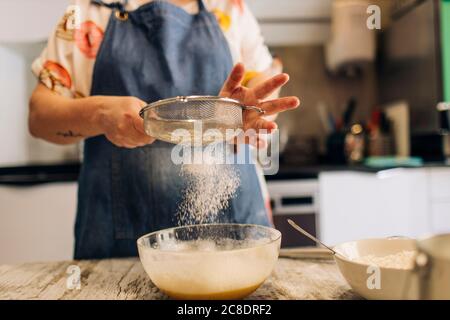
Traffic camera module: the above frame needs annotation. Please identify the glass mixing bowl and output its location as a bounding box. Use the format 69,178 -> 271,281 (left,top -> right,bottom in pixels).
137,224 -> 281,300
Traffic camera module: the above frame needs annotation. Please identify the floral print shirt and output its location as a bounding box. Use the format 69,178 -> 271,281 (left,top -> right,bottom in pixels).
32,0 -> 273,98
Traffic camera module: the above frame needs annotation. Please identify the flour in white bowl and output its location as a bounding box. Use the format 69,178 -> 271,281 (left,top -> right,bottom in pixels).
354,250 -> 417,269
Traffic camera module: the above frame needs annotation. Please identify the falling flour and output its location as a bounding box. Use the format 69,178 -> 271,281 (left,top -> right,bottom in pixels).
177,144 -> 240,225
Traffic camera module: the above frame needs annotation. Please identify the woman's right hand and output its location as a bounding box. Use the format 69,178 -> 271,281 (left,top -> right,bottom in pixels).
96,96 -> 155,148
29,84 -> 155,147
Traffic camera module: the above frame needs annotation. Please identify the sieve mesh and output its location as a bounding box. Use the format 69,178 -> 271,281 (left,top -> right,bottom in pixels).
143,97 -> 244,124
139,96 -> 265,144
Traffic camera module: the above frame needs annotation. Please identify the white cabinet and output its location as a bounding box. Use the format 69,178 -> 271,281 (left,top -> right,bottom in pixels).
318,169 -> 430,245
318,167 -> 450,245
431,202 -> 450,233
428,168 -> 450,201
0,182 -> 77,264
428,167 -> 450,233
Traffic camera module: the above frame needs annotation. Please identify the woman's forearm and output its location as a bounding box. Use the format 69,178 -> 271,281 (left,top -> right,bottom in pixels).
29,83 -> 154,148
28,84 -> 103,144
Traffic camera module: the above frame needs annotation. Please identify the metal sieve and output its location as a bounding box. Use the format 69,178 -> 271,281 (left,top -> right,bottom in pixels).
139,95 -> 265,145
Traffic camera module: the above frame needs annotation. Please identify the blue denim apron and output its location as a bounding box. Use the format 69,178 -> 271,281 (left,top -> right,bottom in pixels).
74,0 -> 269,259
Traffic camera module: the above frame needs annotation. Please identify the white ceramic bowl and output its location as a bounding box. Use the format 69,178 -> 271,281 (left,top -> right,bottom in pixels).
333,238 -> 419,300
137,224 -> 281,300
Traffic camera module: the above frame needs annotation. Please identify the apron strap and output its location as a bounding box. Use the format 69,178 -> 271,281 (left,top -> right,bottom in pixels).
92,0 -> 129,20
197,0 -> 206,12
92,1 -> 206,14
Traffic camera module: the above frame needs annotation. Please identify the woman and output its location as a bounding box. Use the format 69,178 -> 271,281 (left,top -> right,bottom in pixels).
29,0 -> 300,259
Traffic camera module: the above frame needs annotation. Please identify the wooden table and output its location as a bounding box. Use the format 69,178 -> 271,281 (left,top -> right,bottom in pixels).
0,253 -> 360,300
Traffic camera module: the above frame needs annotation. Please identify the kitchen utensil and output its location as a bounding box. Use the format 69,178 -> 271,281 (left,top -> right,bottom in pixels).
279,247 -> 334,260
342,97 -> 357,128
385,101 -> 410,157
287,219 -> 338,256
333,238 -> 419,300
137,223 -> 281,300
345,123 -> 365,164
139,96 -> 265,146
326,132 -> 347,164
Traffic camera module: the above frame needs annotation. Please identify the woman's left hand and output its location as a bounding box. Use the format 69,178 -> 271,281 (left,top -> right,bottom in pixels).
219,63 -> 300,141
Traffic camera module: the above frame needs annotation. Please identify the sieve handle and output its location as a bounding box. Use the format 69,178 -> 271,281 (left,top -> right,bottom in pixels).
242,105 -> 265,114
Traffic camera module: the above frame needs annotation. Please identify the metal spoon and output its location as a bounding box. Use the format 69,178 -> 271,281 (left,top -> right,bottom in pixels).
287,219 -> 338,256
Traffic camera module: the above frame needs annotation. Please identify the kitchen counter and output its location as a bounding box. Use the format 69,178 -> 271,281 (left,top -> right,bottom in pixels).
2,161 -> 449,184
266,162 -> 450,180
266,165 -> 384,180
0,254 -> 359,300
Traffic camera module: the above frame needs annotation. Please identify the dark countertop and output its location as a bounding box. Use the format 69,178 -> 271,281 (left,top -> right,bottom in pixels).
265,162 -> 450,180
0,161 -> 449,185
0,163 -> 80,185
265,165 -> 382,180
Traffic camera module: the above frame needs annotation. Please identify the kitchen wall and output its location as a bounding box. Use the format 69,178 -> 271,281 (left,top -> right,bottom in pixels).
0,0 -> 79,167
271,45 -> 378,154
0,42 -> 80,167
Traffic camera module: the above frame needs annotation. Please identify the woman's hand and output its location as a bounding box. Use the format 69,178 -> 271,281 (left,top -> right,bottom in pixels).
95,96 -> 155,148
219,63 -> 300,136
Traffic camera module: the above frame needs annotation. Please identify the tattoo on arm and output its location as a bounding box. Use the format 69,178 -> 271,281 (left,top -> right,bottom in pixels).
56,130 -> 83,138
